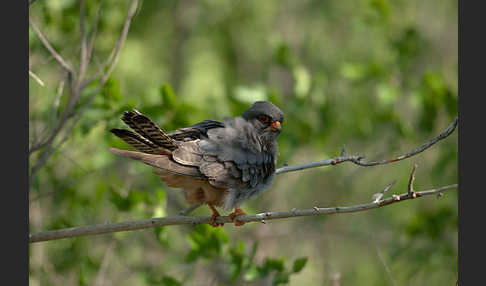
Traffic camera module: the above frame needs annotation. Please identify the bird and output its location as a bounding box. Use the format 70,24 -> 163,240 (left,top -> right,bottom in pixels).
108,101 -> 284,227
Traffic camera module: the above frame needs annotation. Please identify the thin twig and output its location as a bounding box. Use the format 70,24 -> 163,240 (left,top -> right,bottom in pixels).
77,0 -> 89,85
372,180 -> 397,203
179,203 -> 204,216
82,0 -> 138,89
408,163 -> 418,197
373,238 -> 397,286
93,242 -> 115,286
29,70 -> 45,86
87,6 -> 102,67
276,116 -> 458,175
29,184 -> 457,243
29,114 -> 81,187
29,17 -> 74,74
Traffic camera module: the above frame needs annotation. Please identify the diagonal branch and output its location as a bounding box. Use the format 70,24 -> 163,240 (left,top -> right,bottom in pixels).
276,116 -> 458,175
28,183 -> 458,243
82,0 -> 138,89
29,17 -> 74,75
29,70 -> 45,87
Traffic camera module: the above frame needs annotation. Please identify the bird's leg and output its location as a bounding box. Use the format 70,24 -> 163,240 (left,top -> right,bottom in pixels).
207,203 -> 224,227
229,208 -> 247,226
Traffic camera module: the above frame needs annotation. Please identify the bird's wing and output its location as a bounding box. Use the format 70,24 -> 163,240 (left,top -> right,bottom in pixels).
110,111 -> 274,190
171,123 -> 275,190
167,120 -> 225,141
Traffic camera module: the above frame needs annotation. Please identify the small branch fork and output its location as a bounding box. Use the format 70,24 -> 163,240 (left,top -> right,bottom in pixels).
275,116 -> 458,175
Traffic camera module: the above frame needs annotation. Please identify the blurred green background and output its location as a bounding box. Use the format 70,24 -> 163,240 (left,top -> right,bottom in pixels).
29,0 -> 458,285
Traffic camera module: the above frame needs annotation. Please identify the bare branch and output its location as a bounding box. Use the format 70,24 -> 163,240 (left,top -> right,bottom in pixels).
29,70 -> 45,87
29,17 -> 74,75
373,237 -> 397,286
87,6 -> 102,66
179,203 -> 204,216
77,0 -> 89,85
29,114 -> 80,186
82,0 -> 138,89
408,163 -> 418,197
29,1 -> 139,186
29,184 -> 457,243
276,116 -> 458,175
372,179 -> 397,203
93,242 -> 115,286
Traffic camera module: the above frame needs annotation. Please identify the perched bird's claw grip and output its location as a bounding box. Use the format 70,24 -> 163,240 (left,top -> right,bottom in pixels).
208,204 -> 224,227
229,208 -> 247,226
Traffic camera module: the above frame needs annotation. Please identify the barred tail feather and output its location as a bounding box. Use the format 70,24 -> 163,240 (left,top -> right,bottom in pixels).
122,110 -> 178,150
110,129 -> 171,155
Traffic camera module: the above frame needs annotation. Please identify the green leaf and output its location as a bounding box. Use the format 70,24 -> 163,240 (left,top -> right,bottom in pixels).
102,77 -> 122,106
292,257 -> 308,273
154,188 -> 166,203
274,43 -> 295,68
161,275 -> 182,286
263,257 -> 285,273
229,241 -> 246,280
273,271 -> 290,285
160,84 -> 177,109
246,241 -> 259,268
185,224 -> 229,262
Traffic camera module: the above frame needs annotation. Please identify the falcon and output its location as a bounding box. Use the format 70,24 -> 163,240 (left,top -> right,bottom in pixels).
108,101 -> 284,227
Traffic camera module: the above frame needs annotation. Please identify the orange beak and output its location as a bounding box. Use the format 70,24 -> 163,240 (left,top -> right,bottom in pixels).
270,120 -> 282,132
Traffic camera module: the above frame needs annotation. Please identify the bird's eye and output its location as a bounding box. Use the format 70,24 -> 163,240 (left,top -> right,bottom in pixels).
258,114 -> 270,123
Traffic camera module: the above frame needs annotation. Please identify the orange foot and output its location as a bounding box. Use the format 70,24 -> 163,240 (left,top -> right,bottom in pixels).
229,208 -> 247,226
207,204 -> 224,227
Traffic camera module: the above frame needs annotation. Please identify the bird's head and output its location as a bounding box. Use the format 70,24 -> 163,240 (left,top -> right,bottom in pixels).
242,101 -> 284,142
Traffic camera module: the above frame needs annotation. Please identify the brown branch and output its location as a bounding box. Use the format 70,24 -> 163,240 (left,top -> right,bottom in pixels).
276,116 -> 458,175
29,183 -> 457,243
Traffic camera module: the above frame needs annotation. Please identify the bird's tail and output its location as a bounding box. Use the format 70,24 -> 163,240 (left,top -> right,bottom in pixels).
110,110 -> 178,154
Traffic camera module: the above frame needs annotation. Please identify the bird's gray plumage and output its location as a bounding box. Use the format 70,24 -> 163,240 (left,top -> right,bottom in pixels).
110,101 -> 283,211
